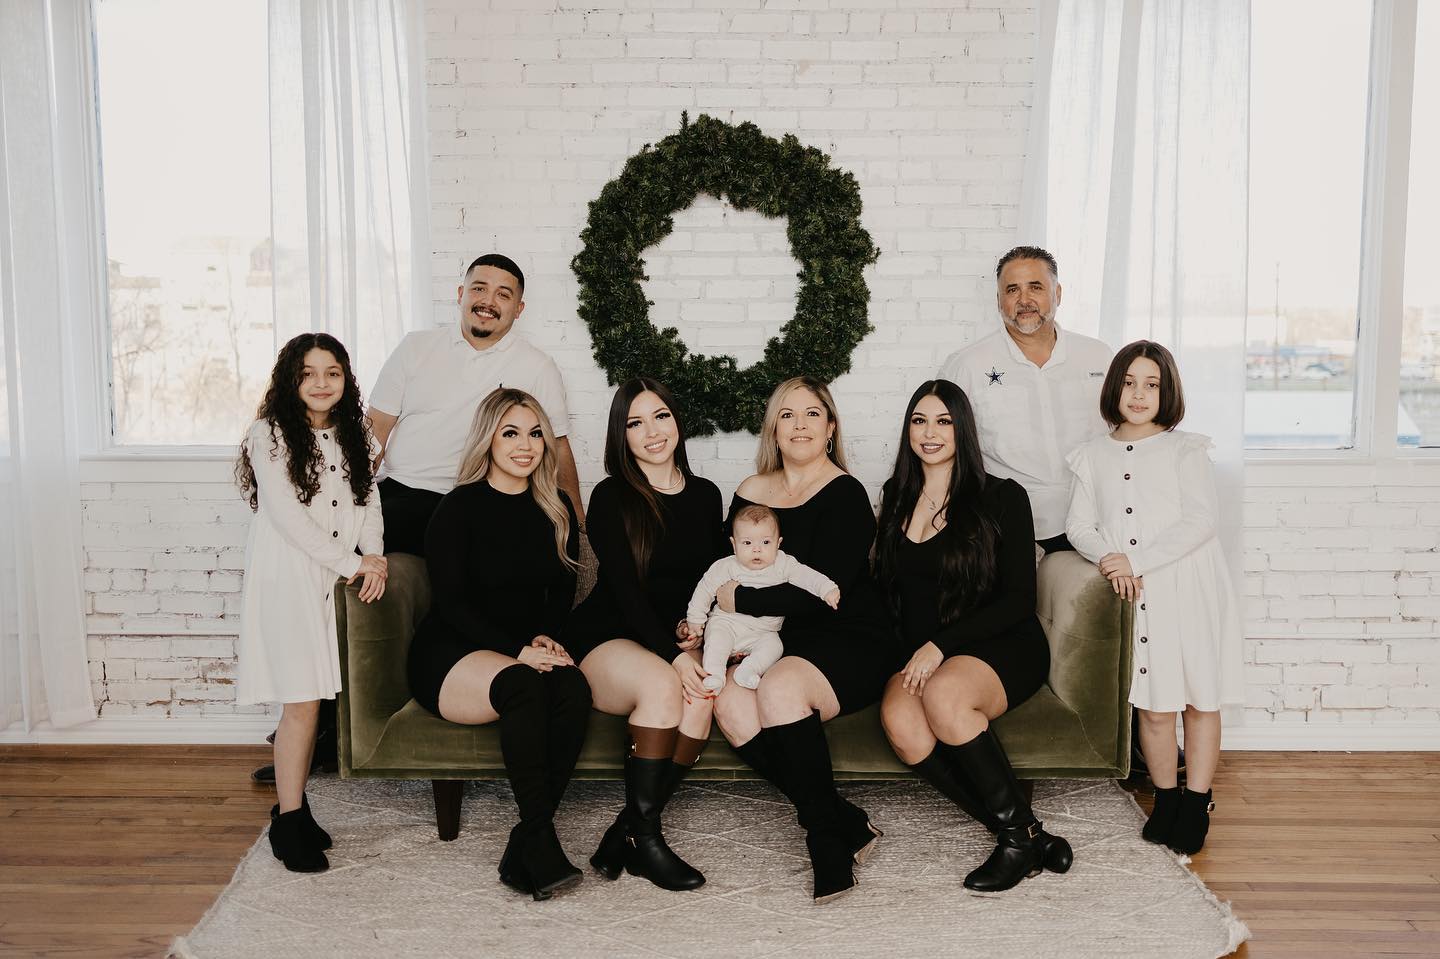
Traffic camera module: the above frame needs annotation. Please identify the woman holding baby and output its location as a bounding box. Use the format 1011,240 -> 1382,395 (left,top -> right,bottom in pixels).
563,377 -> 729,892
711,375 -> 899,903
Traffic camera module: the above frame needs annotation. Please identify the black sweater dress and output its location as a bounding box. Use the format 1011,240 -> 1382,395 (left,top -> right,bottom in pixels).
407,480 -> 579,716
564,476 -> 729,663
892,476 -> 1049,710
726,474 -> 898,715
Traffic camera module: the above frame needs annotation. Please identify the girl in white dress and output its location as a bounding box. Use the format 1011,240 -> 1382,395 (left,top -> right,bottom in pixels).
1065,340 -> 1242,855
235,333 -> 387,872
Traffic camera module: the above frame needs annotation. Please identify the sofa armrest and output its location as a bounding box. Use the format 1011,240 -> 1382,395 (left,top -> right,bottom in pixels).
1035,550 -> 1134,774
335,553 -> 431,772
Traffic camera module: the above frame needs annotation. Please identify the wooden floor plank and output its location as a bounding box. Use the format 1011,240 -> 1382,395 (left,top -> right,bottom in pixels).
0,747 -> 1435,957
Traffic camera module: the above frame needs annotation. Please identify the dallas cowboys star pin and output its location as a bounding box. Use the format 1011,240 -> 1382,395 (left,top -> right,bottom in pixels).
987,367 -> 1004,385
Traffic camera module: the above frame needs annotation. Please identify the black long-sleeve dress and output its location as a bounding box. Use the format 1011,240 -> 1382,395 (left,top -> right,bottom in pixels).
407,480 -> 580,716
726,474 -> 898,715
564,476 -> 729,663
893,475 -> 1049,710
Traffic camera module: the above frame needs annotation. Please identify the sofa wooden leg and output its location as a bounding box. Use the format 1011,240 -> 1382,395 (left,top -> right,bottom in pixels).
432,779 -> 463,841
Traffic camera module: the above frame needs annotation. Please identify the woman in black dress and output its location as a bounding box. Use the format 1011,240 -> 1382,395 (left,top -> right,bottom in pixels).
712,375 -> 896,902
874,379 -> 1072,892
564,378 -> 728,891
407,388 -> 589,901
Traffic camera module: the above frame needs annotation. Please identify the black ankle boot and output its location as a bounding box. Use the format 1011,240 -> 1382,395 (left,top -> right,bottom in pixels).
269,805 -> 328,873
614,756 -> 705,890
949,729 -> 1070,892
767,714 -> 857,902
1143,785 -> 1182,845
1168,788 -> 1213,855
296,794 -> 331,851
737,731 -> 881,867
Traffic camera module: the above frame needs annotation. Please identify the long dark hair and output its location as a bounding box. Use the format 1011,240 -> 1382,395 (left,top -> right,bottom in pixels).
602,377 -> 694,577
875,380 -> 999,624
236,333 -> 374,511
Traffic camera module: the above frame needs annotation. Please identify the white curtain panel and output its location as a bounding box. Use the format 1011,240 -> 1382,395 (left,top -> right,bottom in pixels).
0,1 -> 97,730
1020,0 -> 1249,559
269,0 -> 431,391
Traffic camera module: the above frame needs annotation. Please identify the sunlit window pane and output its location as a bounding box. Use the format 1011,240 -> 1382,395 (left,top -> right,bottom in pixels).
1399,1 -> 1440,448
1245,0 -> 1371,449
96,0 -> 272,446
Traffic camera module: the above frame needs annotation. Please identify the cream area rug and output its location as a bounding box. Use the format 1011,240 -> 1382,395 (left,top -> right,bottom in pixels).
172,776 -> 1248,959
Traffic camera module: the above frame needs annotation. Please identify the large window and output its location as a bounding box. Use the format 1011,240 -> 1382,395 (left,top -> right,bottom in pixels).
95,0 -> 272,446
1246,0 -> 1437,452
1399,0 -> 1440,448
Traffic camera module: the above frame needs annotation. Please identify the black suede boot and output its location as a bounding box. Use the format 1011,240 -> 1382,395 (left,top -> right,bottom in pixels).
489,664 -> 581,900
269,804 -> 328,873
735,729 -> 882,865
767,713 -> 856,902
1168,788 -> 1213,855
949,728 -> 1071,892
540,667 -> 593,808
1143,785 -> 1182,846
297,793 -> 332,851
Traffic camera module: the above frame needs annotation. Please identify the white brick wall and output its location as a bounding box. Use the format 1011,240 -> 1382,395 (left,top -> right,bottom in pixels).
71,0 -> 1438,743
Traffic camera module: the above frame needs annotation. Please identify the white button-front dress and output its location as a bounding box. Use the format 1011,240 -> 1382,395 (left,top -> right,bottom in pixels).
237,420 -> 384,705
1064,429 -> 1243,712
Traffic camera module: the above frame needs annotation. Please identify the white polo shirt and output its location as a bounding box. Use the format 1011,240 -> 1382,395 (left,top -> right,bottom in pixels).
939,324 -> 1112,539
369,326 -> 570,494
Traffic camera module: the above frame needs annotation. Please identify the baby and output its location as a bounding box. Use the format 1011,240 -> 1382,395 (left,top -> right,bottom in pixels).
687,504 -> 840,692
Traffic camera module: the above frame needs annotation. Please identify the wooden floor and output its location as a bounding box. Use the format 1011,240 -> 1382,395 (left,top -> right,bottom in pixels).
0,748 -> 1435,958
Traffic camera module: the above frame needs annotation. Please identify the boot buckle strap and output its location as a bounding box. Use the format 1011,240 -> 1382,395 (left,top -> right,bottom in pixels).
1025,822 -> 1041,840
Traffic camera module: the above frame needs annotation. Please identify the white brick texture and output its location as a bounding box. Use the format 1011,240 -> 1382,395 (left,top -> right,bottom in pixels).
75,1 -> 1438,738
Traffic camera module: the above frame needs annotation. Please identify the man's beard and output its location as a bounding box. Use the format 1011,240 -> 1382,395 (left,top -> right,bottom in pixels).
469,325 -> 494,339
1002,307 -> 1048,335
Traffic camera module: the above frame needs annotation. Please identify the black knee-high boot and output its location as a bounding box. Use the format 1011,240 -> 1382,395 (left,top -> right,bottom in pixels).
540,667 -> 593,808
948,728 -> 1072,892
766,713 -> 856,902
734,728 -> 882,865
909,746 -> 997,830
490,664 -> 581,900
591,725 -> 704,890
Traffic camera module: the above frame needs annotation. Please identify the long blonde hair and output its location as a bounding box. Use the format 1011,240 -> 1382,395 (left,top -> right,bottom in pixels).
456,388 -> 579,570
755,375 -> 850,475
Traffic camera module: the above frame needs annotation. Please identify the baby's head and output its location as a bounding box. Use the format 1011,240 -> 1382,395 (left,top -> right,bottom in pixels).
731,504 -> 781,570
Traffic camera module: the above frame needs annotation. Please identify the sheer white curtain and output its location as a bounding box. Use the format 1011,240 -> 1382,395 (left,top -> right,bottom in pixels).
269,0 -> 431,390
1020,0 -> 1249,561
0,1 -> 97,731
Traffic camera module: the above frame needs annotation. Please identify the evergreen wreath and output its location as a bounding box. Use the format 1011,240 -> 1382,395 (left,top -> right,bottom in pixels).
571,113 -> 880,436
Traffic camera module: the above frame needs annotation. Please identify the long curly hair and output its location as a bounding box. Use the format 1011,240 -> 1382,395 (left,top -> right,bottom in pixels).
455,388 -> 580,571
602,377 -> 695,578
875,380 -> 999,624
236,333 -> 374,511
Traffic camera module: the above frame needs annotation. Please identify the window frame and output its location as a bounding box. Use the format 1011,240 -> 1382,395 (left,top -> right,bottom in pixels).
1246,0 -> 1426,462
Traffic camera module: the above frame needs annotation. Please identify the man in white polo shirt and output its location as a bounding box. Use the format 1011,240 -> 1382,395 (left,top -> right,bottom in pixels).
367,253 -> 584,556
940,246 -> 1112,554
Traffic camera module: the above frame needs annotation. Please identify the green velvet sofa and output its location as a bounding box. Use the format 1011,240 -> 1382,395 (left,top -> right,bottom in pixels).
336,547 -> 1133,839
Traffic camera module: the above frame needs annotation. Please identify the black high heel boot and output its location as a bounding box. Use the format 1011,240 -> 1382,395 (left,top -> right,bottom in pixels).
735,730 -> 882,866
490,664 -> 582,900
949,728 -> 1070,892
1168,788 -> 1213,855
1143,785 -> 1182,846
269,805 -> 329,873
767,713 -> 857,902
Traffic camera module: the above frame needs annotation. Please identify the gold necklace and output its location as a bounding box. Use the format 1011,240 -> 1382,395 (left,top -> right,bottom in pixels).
652,469 -> 683,492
